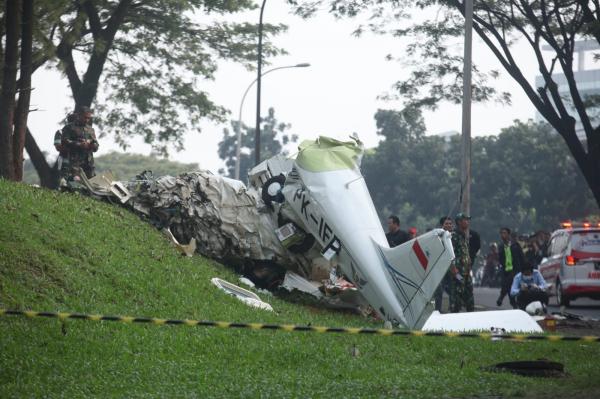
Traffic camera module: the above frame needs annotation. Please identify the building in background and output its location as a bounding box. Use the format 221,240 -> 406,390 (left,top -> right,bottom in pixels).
535,40 -> 600,145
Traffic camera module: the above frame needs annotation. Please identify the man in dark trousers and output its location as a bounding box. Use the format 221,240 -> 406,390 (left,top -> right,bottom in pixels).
449,213 -> 475,312
469,228 -> 481,269
385,215 -> 409,248
56,105 -> 99,182
496,227 -> 526,308
510,265 -> 549,311
434,216 -> 454,312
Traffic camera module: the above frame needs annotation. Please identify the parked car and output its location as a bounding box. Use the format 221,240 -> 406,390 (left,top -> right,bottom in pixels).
538,222 -> 600,306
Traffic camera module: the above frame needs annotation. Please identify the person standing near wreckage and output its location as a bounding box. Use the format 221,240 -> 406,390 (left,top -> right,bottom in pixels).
449,213 -> 474,312
434,216 -> 454,312
56,105 -> 99,182
386,215 -> 410,247
496,227 -> 525,308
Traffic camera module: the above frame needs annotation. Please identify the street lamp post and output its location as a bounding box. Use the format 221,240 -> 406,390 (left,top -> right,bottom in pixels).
255,0 -> 267,167
460,0 -> 473,219
235,63 -> 310,180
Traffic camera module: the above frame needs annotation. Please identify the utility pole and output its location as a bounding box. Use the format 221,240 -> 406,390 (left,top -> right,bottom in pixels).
461,0 -> 473,218
255,0 -> 267,166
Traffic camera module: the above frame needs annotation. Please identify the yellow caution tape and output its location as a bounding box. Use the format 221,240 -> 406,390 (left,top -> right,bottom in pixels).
1,309 -> 598,343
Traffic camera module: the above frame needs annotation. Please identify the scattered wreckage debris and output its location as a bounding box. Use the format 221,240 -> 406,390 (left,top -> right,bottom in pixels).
162,227 -> 197,257
67,137 -> 592,335
546,311 -> 600,336
124,169 -> 314,276
278,270 -> 371,315
67,136 -> 457,329
211,277 -> 273,312
422,310 -> 544,334
64,168 -> 131,204
484,360 -> 566,378
523,308 -> 600,335
525,300 -> 545,316
281,271 -> 323,299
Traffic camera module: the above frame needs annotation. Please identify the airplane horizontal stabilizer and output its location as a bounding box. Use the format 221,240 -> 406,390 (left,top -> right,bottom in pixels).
375,229 -> 454,329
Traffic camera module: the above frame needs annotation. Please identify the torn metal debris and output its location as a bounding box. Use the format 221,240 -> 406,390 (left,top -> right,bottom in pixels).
162,227 -> 197,257
211,277 -> 273,311
124,170 -> 313,276
73,137 -> 457,329
422,310 -> 544,334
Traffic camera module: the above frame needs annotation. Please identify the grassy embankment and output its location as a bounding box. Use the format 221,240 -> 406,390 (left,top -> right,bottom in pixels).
1,180 -> 600,398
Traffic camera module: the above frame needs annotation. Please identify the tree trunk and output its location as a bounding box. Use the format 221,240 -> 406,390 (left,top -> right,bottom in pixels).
13,0 -> 33,181
0,4 -> 5,83
583,157 -> 600,211
0,0 -> 21,180
556,119 -> 600,210
75,0 -> 133,107
25,127 -> 58,188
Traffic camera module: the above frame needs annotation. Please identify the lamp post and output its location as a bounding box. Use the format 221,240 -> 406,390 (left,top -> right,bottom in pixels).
255,0 -> 267,167
234,63 -> 310,180
460,0 -> 473,219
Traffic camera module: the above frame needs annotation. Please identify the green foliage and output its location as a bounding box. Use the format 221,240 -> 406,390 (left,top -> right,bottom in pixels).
363,112 -> 596,246
2,179 -> 600,397
218,107 -> 298,178
373,107 -> 425,142
469,120 -> 595,240
292,0 -> 600,208
94,151 -> 200,181
26,0 -> 287,155
292,0 -> 510,108
23,152 -> 199,184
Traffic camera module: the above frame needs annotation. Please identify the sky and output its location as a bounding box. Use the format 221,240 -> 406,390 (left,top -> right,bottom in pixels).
26,2 -> 540,173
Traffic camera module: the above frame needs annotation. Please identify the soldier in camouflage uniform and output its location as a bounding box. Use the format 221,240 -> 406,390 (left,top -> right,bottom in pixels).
56,105 -> 99,182
449,212 -> 475,312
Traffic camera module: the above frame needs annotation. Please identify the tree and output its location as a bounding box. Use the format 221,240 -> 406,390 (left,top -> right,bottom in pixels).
2,0 -> 286,186
23,151 -> 200,184
218,107 -> 298,179
362,114 -> 595,247
0,0 -> 34,181
362,107 -> 459,232
292,0 -> 600,210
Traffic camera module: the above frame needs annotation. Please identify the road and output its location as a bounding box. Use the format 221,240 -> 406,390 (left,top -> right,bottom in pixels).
472,286 -> 600,320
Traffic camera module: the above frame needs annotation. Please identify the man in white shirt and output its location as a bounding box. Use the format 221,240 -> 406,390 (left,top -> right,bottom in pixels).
510,265 -> 549,311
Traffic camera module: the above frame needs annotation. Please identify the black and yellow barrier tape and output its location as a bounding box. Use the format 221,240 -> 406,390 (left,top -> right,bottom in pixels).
1,309 -> 599,343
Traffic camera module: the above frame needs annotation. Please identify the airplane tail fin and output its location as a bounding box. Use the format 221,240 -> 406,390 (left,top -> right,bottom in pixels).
376,229 -> 455,329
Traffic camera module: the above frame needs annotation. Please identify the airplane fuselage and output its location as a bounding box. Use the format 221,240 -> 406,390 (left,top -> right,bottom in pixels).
282,166 -> 410,325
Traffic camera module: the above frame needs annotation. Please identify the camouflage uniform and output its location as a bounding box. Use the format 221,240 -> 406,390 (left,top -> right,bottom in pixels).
59,120 -> 99,180
449,230 -> 474,312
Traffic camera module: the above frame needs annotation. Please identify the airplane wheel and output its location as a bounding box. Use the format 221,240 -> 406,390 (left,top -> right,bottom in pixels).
261,174 -> 286,209
556,279 -> 570,307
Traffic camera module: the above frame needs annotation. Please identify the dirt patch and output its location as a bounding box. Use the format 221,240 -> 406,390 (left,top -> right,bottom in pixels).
552,318 -> 600,337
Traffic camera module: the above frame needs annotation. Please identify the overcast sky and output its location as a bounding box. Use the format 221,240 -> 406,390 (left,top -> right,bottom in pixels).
26,3 -> 541,173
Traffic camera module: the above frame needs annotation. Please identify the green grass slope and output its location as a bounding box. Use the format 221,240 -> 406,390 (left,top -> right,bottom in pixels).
1,180 -> 600,398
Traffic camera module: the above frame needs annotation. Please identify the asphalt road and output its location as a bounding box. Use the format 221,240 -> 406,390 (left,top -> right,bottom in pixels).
472,286 -> 600,320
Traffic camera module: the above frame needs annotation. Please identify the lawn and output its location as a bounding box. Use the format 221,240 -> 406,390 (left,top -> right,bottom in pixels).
1,179 -> 599,398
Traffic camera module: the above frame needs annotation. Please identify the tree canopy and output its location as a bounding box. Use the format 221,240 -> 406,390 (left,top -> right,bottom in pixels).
362,109 -> 596,248
218,107 -> 298,179
1,0 -> 287,186
0,0 -> 34,181
22,151 -> 199,184
291,0 -> 600,210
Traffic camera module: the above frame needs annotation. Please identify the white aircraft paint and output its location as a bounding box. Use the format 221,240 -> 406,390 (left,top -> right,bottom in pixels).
422,310 -> 544,333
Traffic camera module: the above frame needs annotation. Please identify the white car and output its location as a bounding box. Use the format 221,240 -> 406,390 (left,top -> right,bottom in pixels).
538,222 -> 600,306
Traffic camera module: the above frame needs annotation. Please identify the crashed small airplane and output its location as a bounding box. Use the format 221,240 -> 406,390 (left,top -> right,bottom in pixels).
249,135 -> 455,328
77,135 -> 455,329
